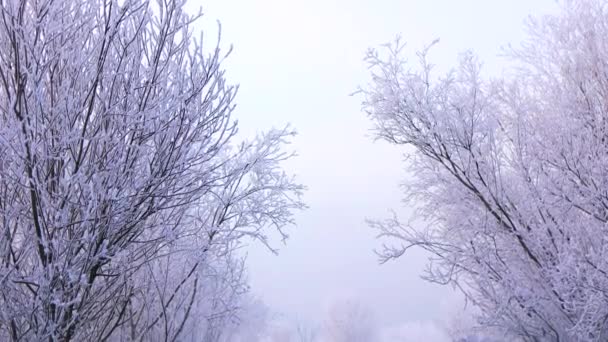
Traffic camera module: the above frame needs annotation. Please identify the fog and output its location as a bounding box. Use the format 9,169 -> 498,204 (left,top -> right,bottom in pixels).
186,0 -> 560,339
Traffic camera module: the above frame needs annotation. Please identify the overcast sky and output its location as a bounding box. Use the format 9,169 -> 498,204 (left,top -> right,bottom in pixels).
189,0 -> 559,339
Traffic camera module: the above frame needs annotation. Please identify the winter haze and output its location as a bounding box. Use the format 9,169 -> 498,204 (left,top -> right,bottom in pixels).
190,0 -> 558,340
5,0 -> 601,341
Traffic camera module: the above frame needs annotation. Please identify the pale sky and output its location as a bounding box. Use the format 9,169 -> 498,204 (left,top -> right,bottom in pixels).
189,0 -> 559,338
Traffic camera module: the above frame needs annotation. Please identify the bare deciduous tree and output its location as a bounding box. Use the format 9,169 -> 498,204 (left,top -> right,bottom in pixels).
322,299 -> 377,342
295,319 -> 317,342
0,0 -> 304,341
360,0 -> 608,340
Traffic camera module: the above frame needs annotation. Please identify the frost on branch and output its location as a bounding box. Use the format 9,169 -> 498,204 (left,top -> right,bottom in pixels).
360,1 -> 608,340
0,0 -> 304,341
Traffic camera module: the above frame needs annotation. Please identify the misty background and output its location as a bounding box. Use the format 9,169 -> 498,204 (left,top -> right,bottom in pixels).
188,0 -> 559,338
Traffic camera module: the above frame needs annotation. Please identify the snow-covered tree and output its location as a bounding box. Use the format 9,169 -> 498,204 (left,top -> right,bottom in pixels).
360,0 -> 608,340
322,299 -> 377,342
294,320 -> 318,342
0,0 -> 304,340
